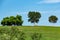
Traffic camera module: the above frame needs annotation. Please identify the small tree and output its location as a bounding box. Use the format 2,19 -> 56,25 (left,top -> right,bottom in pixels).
28,11 -> 41,26
49,15 -> 58,23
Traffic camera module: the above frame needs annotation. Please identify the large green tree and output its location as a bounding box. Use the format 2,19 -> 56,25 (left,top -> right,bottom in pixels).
28,11 -> 41,25
49,15 -> 58,23
1,15 -> 23,26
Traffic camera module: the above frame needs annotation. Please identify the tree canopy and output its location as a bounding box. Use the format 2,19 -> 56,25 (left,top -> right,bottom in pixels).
28,11 -> 41,25
49,15 -> 58,23
1,15 -> 23,26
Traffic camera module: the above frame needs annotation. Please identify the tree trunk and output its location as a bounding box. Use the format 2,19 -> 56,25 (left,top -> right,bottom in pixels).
34,22 -> 36,26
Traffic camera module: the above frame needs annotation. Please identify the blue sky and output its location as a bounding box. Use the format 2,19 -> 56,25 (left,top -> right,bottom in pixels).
0,0 -> 60,26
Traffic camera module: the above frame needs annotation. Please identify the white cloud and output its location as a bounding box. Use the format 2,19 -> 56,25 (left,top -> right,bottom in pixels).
37,0 -> 60,4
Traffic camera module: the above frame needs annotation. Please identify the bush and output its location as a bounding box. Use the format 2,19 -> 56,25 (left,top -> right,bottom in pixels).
31,33 -> 42,40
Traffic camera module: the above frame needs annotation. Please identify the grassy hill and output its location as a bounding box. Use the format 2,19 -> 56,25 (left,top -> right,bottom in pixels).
0,26 -> 60,40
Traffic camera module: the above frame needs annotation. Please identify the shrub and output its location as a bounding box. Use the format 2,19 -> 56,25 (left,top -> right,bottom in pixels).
31,33 -> 42,40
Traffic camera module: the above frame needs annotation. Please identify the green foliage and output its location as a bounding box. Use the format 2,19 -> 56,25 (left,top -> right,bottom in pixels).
1,17 -> 11,26
28,11 -> 41,25
16,15 -> 22,20
0,27 -> 26,40
31,33 -> 41,40
0,34 -> 10,40
49,15 -> 58,23
10,27 -> 26,40
1,15 -> 23,26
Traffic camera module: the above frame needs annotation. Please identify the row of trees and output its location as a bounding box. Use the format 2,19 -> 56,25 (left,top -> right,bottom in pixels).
1,11 -> 58,26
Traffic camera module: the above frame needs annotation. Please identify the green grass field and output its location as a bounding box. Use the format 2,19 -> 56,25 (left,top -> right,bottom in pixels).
0,26 -> 60,40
